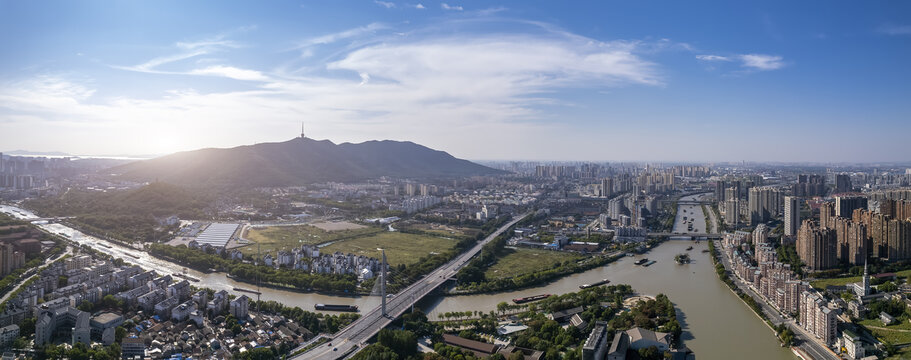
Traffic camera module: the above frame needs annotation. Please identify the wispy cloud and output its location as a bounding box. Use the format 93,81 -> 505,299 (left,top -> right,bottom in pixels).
695,54 -> 731,62
414,3 -> 425,9
117,31 -> 247,73
374,0 -> 395,8
296,23 -> 389,54
189,66 -> 269,81
877,24 -> 911,36
696,53 -> 785,71
441,3 -> 463,11
739,54 -> 784,71
476,7 -> 507,16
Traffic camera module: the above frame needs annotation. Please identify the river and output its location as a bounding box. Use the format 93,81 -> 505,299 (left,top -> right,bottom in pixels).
2,197 -> 793,359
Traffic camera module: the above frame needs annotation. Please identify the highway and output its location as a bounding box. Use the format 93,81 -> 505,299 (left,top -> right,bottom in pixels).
292,212 -> 531,360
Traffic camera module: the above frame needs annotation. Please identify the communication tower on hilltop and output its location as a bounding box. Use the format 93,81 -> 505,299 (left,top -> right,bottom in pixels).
300,122 -> 306,139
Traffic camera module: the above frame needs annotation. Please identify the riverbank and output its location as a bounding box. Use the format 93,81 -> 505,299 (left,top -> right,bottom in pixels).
708,241 -> 784,340
448,251 -> 627,295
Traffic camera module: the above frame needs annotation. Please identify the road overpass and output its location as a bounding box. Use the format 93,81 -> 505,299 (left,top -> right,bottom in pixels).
292,212 -> 531,360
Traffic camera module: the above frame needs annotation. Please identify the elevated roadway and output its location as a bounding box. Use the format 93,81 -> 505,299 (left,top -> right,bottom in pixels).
293,212 -> 531,360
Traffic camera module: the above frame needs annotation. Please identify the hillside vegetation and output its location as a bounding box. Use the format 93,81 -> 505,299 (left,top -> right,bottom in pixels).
25,182 -> 212,242
112,138 -> 504,188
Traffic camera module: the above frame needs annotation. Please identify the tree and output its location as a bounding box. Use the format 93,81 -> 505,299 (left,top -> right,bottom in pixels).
879,281 -> 898,293
377,329 -> 417,357
779,328 -> 795,346
115,326 -> 127,343
638,346 -> 662,360
19,317 -> 36,336
352,344 -> 399,360
78,300 -> 93,312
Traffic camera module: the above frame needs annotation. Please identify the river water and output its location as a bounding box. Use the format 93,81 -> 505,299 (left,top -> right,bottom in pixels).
2,197 -> 792,359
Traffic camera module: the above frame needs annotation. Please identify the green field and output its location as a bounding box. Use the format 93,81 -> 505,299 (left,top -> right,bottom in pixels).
242,224 -> 382,255
484,248 -> 584,280
859,319 -> 911,345
319,232 -> 458,266
810,269 -> 911,290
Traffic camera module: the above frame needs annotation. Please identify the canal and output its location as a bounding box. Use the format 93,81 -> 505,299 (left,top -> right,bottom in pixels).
2,198 -> 793,359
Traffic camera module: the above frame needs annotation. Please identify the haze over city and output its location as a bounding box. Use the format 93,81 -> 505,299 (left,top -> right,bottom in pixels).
4,2 -> 911,360
2,1 -> 910,162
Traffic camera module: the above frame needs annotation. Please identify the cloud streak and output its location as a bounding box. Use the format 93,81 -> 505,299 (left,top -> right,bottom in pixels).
739,54 -> 784,70
877,24 -> 911,36
374,1 -> 395,8
441,3 -> 463,11
696,53 -> 785,71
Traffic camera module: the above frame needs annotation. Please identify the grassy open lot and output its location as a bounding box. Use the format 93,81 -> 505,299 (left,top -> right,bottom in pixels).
400,223 -> 480,239
242,224 -> 382,255
484,248 -> 584,280
859,319 -> 911,345
810,269 -> 911,290
320,231 -> 457,267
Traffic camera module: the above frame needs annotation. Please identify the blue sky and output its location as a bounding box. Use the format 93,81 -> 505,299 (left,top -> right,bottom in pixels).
1,1 -> 909,162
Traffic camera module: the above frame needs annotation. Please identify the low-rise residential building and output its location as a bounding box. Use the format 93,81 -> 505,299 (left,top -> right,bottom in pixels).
0,325 -> 18,348
89,312 -> 123,346
625,327 -> 670,351
122,337 -> 146,358
582,321 -> 608,360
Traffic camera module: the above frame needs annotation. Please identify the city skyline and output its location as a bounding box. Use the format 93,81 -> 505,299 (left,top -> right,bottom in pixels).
2,1 -> 910,162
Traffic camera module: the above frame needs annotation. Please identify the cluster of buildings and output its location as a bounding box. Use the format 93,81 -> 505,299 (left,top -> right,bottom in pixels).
255,244 -> 384,280
797,197 -> 911,270
0,225 -> 42,276
0,252 -> 313,358
582,323 -> 674,360
604,193 -> 660,229
722,231 -> 841,348
388,195 -> 441,214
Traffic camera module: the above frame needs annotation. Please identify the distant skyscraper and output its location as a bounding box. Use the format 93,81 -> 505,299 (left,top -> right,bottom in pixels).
835,196 -> 867,218
834,174 -> 852,194
797,219 -> 838,271
601,178 -> 614,197
724,199 -> 739,226
784,196 -> 801,237
793,174 -> 826,197
749,187 -> 761,225
748,186 -> 781,225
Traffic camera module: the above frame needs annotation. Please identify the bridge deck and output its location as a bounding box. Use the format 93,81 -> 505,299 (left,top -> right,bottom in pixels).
292,213 -> 531,360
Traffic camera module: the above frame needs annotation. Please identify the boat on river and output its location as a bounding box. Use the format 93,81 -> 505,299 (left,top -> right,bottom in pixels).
234,287 -> 262,295
315,304 -> 358,312
580,279 -> 610,289
173,273 -> 200,282
512,294 -> 551,304
634,258 -> 649,265
642,260 -> 657,267
686,246 -> 693,251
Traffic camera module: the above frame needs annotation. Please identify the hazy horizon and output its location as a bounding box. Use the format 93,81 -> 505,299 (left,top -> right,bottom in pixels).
2,1 -> 910,163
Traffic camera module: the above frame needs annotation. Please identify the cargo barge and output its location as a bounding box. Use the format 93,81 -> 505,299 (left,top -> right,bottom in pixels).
579,279 -> 610,289
233,287 -> 262,295
512,294 -> 551,304
315,304 -> 359,312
